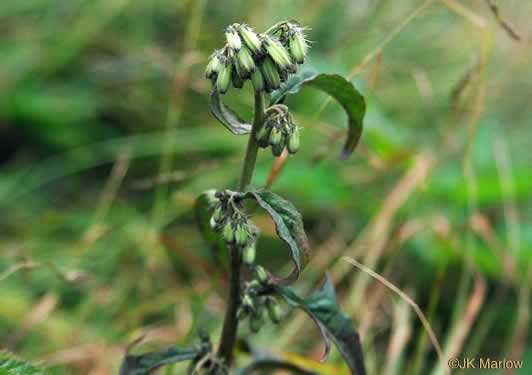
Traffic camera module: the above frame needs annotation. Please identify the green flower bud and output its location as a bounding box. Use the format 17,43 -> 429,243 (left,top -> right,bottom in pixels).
205,52 -> 222,79
236,306 -> 249,320
271,133 -> 286,157
260,57 -> 281,91
231,67 -> 244,89
262,35 -> 292,69
212,206 -> 222,222
269,126 -> 282,146
243,242 -> 256,264
249,313 -> 263,333
238,25 -> 262,55
236,46 -> 255,79
223,221 -> 235,244
266,297 -> 282,324
216,61 -> 232,94
289,30 -> 307,64
287,127 -> 300,154
256,121 -> 273,147
251,69 -> 265,93
225,26 -> 241,51
255,266 -> 269,284
235,222 -> 249,246
210,216 -> 217,231
242,294 -> 254,312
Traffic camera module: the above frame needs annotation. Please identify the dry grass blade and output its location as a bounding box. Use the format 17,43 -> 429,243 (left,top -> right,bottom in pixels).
485,0 -> 521,41
342,256 -> 449,375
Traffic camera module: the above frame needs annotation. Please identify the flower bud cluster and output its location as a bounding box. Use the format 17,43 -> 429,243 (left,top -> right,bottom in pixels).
208,190 -> 258,251
236,270 -> 282,332
256,107 -> 300,156
205,22 -> 309,94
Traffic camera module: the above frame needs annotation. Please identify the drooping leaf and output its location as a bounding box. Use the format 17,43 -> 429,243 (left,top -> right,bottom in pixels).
237,188 -> 310,285
195,190 -> 230,266
274,272 -> 366,375
119,346 -> 203,375
270,71 -> 366,159
0,352 -> 48,375
210,90 -> 252,135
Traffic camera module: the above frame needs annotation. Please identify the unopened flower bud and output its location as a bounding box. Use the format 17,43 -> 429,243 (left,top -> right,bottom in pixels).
287,127 -> 300,154
236,306 -> 249,320
223,221 -> 235,244
212,205 -> 223,222
231,67 -> 244,89
255,266 -> 269,284
205,52 -> 223,80
210,216 -> 217,231
289,29 -> 308,64
225,25 -> 242,51
266,296 -> 282,324
262,35 -> 292,70
271,131 -> 286,157
242,294 -> 254,311
256,121 -> 273,147
236,46 -> 255,79
239,25 -> 262,55
261,57 -> 281,91
216,61 -> 232,94
242,242 -> 256,264
269,126 -> 282,146
251,69 -> 265,93
235,222 -> 249,246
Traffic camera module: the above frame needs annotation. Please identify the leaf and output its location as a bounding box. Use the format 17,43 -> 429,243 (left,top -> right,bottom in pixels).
270,71 -> 366,159
210,90 -> 252,135
119,346 -> 202,375
0,352 -> 47,375
274,272 -> 367,375
195,190 -> 230,265
233,358 -> 317,375
237,189 -> 310,285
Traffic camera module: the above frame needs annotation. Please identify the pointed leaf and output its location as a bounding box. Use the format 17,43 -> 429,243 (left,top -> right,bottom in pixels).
0,352 -> 48,375
119,346 -> 202,375
210,91 -> 252,135
274,272 -> 366,375
237,189 -> 310,285
270,72 -> 366,159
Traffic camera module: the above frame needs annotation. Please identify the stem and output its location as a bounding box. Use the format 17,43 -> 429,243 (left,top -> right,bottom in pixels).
217,91 -> 265,366
238,91 -> 265,191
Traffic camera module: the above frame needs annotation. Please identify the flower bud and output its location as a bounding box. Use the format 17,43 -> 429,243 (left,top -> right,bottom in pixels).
210,216 -> 217,231
289,30 -> 307,64
242,294 -> 254,312
287,127 -> 300,154
249,313 -> 263,333
235,222 -> 249,246
225,25 -> 242,51
255,266 -> 269,284
262,35 -> 292,70
256,120 -> 273,147
266,296 -> 282,324
205,52 -> 222,79
260,57 -> 281,91
212,205 -> 223,222
223,221 -> 235,244
236,46 -> 255,79
242,242 -> 256,264
271,133 -> 286,157
238,25 -> 262,56
269,126 -> 282,146
231,67 -> 244,89
251,69 -> 265,93
216,61 -> 232,94
236,306 -> 249,320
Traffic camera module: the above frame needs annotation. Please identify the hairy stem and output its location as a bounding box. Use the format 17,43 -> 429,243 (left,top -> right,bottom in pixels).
217,91 -> 265,366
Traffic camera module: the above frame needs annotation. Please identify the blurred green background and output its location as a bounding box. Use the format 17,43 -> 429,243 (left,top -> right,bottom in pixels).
1,0 -> 531,373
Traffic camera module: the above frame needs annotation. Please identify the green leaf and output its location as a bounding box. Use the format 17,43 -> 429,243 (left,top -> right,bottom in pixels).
238,189 -> 311,285
270,71 -> 366,159
119,346 -> 202,375
274,272 -> 366,375
195,190 -> 230,265
0,352 -> 47,375
209,90 -> 252,135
